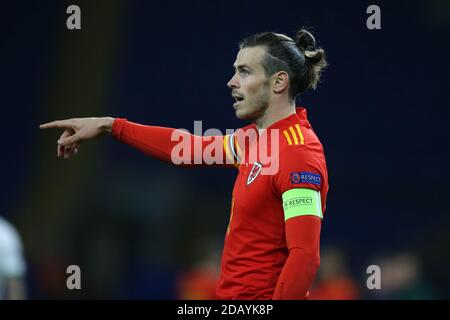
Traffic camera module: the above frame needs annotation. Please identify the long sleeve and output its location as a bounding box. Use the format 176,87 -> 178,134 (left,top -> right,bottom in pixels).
273,215 -> 321,299
111,118 -> 238,168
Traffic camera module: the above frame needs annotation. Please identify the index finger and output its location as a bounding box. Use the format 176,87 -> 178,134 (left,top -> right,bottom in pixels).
39,119 -> 73,130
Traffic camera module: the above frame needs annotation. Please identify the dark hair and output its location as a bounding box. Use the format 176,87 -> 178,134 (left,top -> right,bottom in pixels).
239,29 -> 327,100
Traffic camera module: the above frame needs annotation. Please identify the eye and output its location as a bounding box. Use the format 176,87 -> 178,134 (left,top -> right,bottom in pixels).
239,69 -> 250,75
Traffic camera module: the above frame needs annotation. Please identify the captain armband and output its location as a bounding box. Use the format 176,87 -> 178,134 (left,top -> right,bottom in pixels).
282,188 -> 323,221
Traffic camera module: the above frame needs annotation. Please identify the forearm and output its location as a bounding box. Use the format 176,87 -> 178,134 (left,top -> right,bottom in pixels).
111,118 -> 229,166
273,215 -> 321,300
100,117 -> 115,134
273,247 -> 320,299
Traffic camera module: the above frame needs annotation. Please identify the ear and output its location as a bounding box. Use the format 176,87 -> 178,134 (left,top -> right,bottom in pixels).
272,71 -> 289,94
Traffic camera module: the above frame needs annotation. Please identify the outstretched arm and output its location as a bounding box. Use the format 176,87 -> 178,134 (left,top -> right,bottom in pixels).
40,117 -> 239,168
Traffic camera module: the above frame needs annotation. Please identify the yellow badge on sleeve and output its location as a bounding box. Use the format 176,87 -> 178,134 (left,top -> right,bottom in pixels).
282,188 -> 323,221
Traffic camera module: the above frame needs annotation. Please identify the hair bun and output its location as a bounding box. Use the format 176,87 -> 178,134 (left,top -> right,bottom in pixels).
295,29 -> 316,52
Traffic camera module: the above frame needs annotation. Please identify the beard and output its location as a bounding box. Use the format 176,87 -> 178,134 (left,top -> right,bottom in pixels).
235,84 -> 270,122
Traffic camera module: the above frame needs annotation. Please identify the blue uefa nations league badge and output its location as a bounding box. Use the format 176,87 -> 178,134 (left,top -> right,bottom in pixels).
290,171 -> 321,186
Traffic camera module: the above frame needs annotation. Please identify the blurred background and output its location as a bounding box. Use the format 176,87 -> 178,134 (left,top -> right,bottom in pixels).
0,0 -> 449,299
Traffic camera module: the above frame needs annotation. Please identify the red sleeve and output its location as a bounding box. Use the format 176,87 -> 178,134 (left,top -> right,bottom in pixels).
273,215 -> 321,299
273,146 -> 323,195
272,147 -> 324,299
111,118 -> 238,168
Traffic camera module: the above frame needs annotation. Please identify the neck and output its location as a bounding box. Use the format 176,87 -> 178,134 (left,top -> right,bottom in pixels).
254,100 -> 296,131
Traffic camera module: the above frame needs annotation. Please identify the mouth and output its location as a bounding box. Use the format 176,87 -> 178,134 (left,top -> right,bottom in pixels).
232,93 -> 244,108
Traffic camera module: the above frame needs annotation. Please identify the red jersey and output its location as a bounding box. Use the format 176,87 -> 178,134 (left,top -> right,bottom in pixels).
111,106 -> 328,300
217,107 -> 328,299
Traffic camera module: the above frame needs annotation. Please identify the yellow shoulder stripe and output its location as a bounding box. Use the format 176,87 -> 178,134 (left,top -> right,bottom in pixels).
283,130 -> 292,145
295,124 -> 305,145
289,126 -> 299,145
283,124 -> 305,146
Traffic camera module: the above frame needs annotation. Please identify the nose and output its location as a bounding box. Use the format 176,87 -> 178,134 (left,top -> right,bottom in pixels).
227,73 -> 239,89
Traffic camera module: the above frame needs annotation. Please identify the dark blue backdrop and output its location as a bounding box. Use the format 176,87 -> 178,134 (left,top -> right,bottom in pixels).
1,0 -> 449,298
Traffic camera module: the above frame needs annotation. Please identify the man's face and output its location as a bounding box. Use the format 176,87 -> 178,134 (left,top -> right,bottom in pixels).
227,46 -> 271,121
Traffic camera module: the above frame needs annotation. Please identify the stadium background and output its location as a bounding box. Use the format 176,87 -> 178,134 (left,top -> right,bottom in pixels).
1,0 -> 449,299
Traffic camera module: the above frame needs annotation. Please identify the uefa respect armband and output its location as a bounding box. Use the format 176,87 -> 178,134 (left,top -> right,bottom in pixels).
282,188 -> 323,221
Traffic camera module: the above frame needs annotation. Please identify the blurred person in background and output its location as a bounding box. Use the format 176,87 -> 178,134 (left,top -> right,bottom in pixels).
176,237 -> 221,300
0,216 -> 27,300
40,28 -> 329,300
372,252 -> 435,299
309,247 -> 360,300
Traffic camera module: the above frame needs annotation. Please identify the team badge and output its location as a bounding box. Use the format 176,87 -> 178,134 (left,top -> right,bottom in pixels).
247,162 -> 262,185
